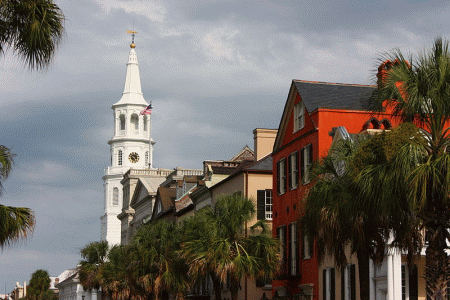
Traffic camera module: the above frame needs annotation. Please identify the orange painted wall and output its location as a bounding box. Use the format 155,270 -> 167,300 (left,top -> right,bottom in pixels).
272,91 -> 400,299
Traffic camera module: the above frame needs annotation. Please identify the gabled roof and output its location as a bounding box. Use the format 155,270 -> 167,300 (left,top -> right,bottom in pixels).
130,176 -> 166,208
273,80 -> 377,152
293,80 -> 377,113
229,145 -> 255,161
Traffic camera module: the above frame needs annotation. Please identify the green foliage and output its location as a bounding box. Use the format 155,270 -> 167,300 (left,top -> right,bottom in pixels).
78,241 -> 109,291
0,145 -> 35,249
0,0 -> 65,70
27,269 -> 52,300
181,194 -> 280,300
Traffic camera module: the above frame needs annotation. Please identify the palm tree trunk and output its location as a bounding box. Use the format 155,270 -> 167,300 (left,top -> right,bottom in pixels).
425,227 -> 448,300
357,251 -> 370,300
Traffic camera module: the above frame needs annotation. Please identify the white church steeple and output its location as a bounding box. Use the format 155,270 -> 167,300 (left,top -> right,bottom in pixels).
101,34 -> 155,245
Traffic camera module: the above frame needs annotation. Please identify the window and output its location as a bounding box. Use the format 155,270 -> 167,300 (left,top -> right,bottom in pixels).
156,201 -> 162,214
301,144 -> 313,184
257,190 -> 273,220
277,226 -> 287,275
145,151 -> 149,166
323,268 -> 335,300
303,234 -> 312,259
112,187 -> 119,206
289,151 -> 299,189
402,264 -> 418,300
277,158 -> 287,195
131,114 -> 139,133
293,102 -> 305,132
144,116 -> 148,131
289,222 -> 298,276
118,150 -> 123,166
119,114 -> 125,132
342,264 -> 355,300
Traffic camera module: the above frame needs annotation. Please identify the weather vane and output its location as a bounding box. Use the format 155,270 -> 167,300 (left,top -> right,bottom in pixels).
127,29 -> 138,48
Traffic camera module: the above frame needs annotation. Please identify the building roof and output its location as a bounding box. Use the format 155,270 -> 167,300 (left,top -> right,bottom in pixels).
293,80 -> 377,113
141,177 -> 166,194
244,155 -> 272,171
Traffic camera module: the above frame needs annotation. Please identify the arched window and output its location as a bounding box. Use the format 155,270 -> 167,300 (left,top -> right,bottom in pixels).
131,114 -> 139,133
112,187 -> 119,206
145,151 -> 149,166
118,150 -> 123,166
363,117 -> 380,130
381,119 -> 392,129
144,116 -> 148,132
119,115 -> 125,133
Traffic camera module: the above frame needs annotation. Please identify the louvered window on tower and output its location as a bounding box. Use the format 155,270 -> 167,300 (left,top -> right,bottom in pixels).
144,116 -> 148,131
119,114 -> 125,133
145,151 -> 149,166
112,187 -> 119,206
131,114 -> 139,134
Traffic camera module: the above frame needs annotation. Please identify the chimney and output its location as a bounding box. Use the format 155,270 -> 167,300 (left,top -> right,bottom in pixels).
23,282 -> 26,297
253,128 -> 277,161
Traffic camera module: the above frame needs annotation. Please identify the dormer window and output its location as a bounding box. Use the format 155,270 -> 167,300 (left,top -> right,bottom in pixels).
293,102 -> 305,132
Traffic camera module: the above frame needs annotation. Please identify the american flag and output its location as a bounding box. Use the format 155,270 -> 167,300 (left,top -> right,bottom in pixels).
140,103 -> 153,115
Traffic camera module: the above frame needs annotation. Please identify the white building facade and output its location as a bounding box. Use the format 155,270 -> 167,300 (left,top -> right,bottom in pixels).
101,40 -> 154,245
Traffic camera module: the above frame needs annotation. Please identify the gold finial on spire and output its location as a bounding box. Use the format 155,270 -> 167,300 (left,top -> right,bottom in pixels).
127,30 -> 138,48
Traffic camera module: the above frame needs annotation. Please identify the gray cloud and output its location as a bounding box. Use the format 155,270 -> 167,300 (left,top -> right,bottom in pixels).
1,0 -> 450,292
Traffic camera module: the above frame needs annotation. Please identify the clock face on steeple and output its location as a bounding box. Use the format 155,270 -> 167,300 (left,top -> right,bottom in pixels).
129,152 -> 140,163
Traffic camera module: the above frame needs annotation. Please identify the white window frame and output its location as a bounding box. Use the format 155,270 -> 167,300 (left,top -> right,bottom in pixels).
290,222 -> 297,276
343,264 -> 354,300
293,102 -> 305,132
278,159 -> 287,195
289,151 -> 299,189
265,190 -> 273,220
303,234 -> 312,259
302,144 -> 312,184
118,150 -> 123,166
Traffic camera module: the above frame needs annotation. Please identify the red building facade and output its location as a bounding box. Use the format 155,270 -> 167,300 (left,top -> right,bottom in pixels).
271,80 -> 397,299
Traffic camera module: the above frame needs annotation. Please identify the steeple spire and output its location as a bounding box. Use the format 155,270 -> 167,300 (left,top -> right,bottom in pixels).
113,31 -> 147,107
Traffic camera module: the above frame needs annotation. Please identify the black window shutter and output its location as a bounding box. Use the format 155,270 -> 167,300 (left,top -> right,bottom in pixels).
350,264 -> 356,300
288,224 -> 292,274
309,144 -> 313,166
323,269 -> 327,300
295,224 -> 299,276
409,264 -> 418,300
284,159 -> 288,192
277,161 -> 281,194
341,268 -> 345,300
330,268 -> 335,300
300,148 -> 305,181
295,151 -> 299,186
288,155 -> 292,190
283,226 -> 287,274
257,190 -> 265,220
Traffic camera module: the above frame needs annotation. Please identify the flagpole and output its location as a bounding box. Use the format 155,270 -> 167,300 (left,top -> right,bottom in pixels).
148,101 -> 153,169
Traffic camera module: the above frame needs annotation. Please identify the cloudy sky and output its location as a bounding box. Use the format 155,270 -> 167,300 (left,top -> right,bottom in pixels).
0,0 -> 449,292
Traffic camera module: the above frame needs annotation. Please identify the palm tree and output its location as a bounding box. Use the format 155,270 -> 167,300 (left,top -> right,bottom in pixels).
370,37 -> 450,299
27,269 -> 53,300
301,126 -> 422,300
0,145 -> 35,249
78,241 -> 109,292
131,220 -> 190,300
181,194 -> 280,300
0,0 -> 65,70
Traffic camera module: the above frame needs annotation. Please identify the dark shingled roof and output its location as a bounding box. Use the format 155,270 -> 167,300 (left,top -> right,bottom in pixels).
293,80 -> 377,113
245,155 -> 272,171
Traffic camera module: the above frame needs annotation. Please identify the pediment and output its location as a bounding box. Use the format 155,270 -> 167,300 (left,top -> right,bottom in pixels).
273,82 -> 316,152
130,180 -> 149,208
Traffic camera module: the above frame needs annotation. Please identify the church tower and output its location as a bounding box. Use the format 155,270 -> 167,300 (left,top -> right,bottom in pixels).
101,34 -> 154,244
